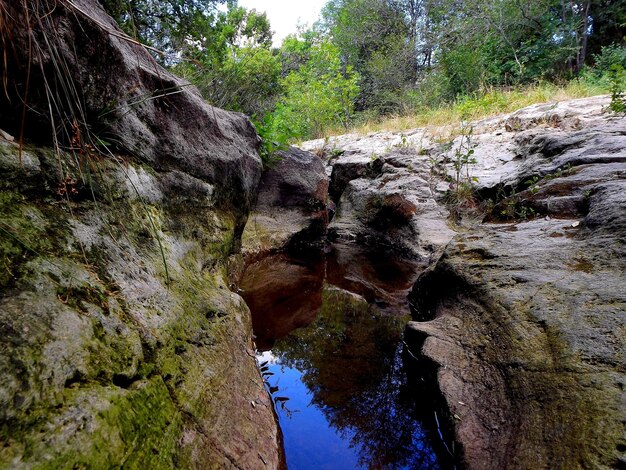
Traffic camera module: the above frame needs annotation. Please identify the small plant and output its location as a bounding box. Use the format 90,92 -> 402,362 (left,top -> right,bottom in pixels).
500,198 -> 517,219
440,124 -> 479,218
393,133 -> 410,149
450,124 -> 478,196
253,114 -> 288,168
525,175 -> 540,195
330,147 -> 345,158
516,204 -> 536,220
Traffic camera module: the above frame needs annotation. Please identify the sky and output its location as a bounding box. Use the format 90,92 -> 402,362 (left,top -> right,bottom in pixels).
237,0 -> 327,46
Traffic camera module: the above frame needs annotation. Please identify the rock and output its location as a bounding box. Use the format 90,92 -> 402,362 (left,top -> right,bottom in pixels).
0,0 -> 280,466
242,146 -> 329,256
407,216 -> 626,469
0,0 -> 262,219
404,96 -> 626,469
316,143 -> 454,260
304,96 -> 626,468
327,153 -> 384,201
0,143 -> 283,468
446,96 -> 624,193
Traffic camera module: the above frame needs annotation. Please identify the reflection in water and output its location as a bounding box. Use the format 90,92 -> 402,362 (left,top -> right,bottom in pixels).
241,253 -> 325,350
240,242 -> 452,469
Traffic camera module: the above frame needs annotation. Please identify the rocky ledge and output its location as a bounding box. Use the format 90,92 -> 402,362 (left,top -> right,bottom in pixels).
0,1 -> 281,468
303,96 -> 626,469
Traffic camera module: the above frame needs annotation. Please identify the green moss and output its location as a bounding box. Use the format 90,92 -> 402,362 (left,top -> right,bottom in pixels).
21,378 -> 183,469
0,191 -> 56,287
156,269 -> 227,387
0,145 -> 260,468
98,378 -> 182,468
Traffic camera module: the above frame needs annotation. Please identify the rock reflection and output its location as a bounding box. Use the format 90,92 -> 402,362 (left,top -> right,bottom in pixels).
240,252 -> 325,351
326,242 -> 421,309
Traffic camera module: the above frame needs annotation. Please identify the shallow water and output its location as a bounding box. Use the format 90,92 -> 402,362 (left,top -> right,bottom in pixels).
240,242 -> 454,469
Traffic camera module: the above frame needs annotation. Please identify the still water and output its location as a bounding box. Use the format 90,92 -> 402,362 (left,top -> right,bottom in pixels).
240,242 -> 453,469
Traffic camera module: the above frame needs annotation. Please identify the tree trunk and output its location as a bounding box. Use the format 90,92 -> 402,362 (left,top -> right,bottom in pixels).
577,0 -> 591,71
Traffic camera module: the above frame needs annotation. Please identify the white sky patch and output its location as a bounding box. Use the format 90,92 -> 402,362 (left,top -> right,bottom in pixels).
257,350 -> 279,364
237,0 -> 327,46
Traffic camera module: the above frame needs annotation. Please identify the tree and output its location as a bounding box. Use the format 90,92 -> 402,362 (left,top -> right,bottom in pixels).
320,0 -> 415,112
270,40 -> 360,139
177,46 -> 282,116
99,0 -> 233,55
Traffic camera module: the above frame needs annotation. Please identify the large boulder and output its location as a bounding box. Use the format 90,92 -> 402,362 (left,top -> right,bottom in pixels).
0,139 -> 282,468
242,146 -> 329,256
0,0 -> 280,467
0,0 -> 262,217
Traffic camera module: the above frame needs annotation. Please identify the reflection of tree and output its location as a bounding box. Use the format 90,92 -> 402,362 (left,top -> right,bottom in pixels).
272,288 -> 441,469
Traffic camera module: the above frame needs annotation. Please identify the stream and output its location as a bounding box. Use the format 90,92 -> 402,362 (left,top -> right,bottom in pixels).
240,242 -> 456,469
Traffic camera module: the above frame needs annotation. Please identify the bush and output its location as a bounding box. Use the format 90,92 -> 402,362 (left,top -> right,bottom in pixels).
608,65 -> 626,113
593,44 -> 626,75
587,44 -> 626,113
270,40 -> 360,140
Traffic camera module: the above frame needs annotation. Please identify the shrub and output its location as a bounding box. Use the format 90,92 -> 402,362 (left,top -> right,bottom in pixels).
270,40 -> 360,140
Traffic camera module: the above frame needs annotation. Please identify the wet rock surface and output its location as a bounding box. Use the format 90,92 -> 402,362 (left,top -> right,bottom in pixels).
303,96 -> 626,468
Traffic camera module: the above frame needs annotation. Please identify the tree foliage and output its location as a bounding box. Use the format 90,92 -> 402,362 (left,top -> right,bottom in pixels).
101,0 -> 626,145
270,40 -> 360,139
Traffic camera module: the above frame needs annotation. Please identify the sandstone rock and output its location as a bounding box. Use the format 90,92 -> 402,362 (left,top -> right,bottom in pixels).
323,146 -> 453,260
407,216 -> 626,469
404,96 -> 626,469
328,153 -> 384,201
0,0 -> 280,466
305,96 -> 626,468
242,146 -> 329,256
0,0 -> 262,218
0,143 -> 282,468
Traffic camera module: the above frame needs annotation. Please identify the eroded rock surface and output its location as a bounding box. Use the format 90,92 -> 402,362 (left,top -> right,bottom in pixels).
406,97 -> 626,469
302,131 -> 454,260
305,96 -> 625,468
242,146 -> 329,256
0,1 -> 280,468
0,0 -> 261,218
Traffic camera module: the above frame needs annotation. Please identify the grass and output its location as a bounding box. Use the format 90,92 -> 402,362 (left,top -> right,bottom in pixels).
322,79 -> 609,138
3,0 -> 174,285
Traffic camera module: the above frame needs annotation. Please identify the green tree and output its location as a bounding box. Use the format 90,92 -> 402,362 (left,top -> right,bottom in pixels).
320,0 -> 415,112
99,0 -> 233,55
270,40 -> 360,139
177,46 -> 281,116
164,5 -> 278,117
